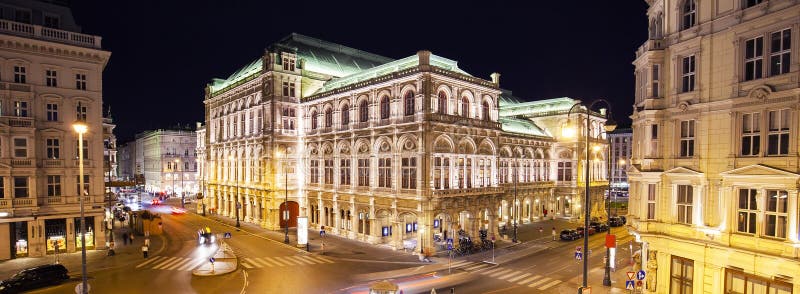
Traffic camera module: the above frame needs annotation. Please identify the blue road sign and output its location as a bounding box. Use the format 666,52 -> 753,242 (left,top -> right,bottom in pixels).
575,252 -> 583,260
209,257 -> 215,263
223,232 -> 232,239
637,270 -> 646,280
448,243 -> 453,250
625,280 -> 635,290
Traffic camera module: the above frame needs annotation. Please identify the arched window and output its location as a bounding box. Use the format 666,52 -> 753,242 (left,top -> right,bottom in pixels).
482,101 -> 490,121
341,104 -> 349,126
359,100 -> 368,122
438,91 -> 447,114
311,111 -> 318,129
380,96 -> 390,119
461,97 -> 470,118
325,108 -> 332,127
404,91 -> 415,116
681,0 -> 696,30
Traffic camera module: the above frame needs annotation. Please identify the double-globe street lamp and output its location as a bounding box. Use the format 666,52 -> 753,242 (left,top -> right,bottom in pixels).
73,116 -> 89,294
561,99 -> 616,292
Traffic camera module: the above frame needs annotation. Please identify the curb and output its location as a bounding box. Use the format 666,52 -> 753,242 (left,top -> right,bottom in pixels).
198,213 -> 307,254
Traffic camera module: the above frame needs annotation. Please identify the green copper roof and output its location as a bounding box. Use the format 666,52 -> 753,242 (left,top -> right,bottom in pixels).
209,58 -> 262,93
499,117 -> 550,137
498,97 -> 579,117
277,33 -> 394,78
319,54 -> 471,93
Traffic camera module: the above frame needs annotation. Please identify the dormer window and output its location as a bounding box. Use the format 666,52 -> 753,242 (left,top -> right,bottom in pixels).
282,57 -> 295,71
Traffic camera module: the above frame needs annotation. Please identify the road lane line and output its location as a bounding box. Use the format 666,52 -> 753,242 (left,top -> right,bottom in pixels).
507,273 -> 531,282
518,275 -> 541,285
538,279 -> 561,290
305,256 -> 329,264
290,256 -> 315,265
151,257 -> 178,269
297,256 -> 320,265
465,264 -> 491,271
241,262 -> 253,269
135,256 -> 164,268
488,269 -> 513,278
165,258 -> 194,270
265,257 -> 288,266
481,267 -> 504,275
498,270 -> 521,280
253,258 -> 273,267
449,261 -> 470,268
528,277 -> 552,287
314,256 -> 335,263
244,258 -> 263,267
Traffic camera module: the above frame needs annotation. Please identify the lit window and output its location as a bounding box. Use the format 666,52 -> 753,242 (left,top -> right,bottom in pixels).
670,256 -> 694,294
741,112 -> 760,156
736,189 -> 757,234
680,120 -> 695,157
13,101 -> 27,117
767,109 -> 789,155
765,190 -> 788,238
676,185 -> 693,224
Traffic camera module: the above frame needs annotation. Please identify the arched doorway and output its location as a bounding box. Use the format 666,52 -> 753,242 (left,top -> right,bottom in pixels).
279,201 -> 299,228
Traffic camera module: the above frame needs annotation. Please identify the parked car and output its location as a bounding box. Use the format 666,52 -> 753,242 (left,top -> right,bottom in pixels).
608,217 -> 624,227
589,222 -> 609,232
0,264 -> 69,293
576,226 -> 596,236
560,229 -> 580,241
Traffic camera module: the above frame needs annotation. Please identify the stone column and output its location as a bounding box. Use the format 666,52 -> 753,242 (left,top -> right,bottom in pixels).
788,190 -> 798,242
349,197 -> 357,239
332,197 -> 340,235
488,204 -> 498,239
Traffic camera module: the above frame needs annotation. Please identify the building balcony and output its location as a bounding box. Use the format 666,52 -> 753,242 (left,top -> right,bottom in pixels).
353,122 -> 369,130
0,116 -> 34,128
0,18 -> 102,49
0,199 -> 9,208
43,159 -> 63,168
12,198 -> 35,207
0,82 -> 31,92
635,39 -> 665,59
10,159 -> 33,167
395,115 -> 417,124
377,118 -> 391,126
280,129 -> 296,136
337,125 -> 351,132
38,196 -> 65,205
432,186 -> 504,198
426,113 -> 502,129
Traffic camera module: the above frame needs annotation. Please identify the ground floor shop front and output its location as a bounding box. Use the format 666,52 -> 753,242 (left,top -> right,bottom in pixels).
0,213 -> 106,261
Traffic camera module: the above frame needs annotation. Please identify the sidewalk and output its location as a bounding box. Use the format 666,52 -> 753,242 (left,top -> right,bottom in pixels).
0,224 -> 166,280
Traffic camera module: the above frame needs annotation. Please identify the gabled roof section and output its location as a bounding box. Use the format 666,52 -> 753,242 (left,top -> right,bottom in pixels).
663,166 -> 704,176
275,33 -> 394,78
318,53 -> 471,93
720,164 -> 800,179
498,97 -> 580,117
499,117 -> 551,137
209,58 -> 262,93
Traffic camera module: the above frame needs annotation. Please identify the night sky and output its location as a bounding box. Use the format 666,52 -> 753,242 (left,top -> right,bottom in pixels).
70,1 -> 650,142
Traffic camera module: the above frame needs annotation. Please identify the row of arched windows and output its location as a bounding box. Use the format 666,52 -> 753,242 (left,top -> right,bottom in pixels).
436,91 -> 492,121
309,92 -> 416,129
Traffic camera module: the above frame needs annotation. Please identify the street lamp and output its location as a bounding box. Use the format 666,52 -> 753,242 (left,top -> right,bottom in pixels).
73,118 -> 89,294
512,155 -> 524,243
276,149 -> 289,244
229,156 -> 240,227
602,124 -> 617,287
561,99 -> 615,292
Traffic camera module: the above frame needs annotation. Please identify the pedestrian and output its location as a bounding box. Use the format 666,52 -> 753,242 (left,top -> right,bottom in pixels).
108,241 -> 116,256
144,238 -> 150,247
142,244 -> 149,258
129,233 -> 135,244
122,233 -> 128,245
552,227 -> 557,241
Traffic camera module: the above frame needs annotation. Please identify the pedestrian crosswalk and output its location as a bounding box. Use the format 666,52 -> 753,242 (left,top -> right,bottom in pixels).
447,261 -> 563,291
134,256 -> 208,271
240,255 -> 335,269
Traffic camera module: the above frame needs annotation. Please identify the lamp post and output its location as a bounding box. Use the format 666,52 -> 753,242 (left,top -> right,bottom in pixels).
276,149 -> 289,244
73,118 -> 89,294
561,99 -> 615,292
602,124 -> 616,287
230,156 -> 240,227
175,158 -> 184,208
512,155 -> 523,243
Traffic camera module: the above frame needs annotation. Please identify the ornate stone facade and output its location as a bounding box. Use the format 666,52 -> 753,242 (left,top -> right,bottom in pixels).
200,34 -> 609,251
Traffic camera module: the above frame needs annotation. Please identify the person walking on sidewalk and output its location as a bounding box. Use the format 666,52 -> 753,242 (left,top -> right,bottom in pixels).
142,244 -> 149,258
144,238 -> 150,247
552,227 -> 557,241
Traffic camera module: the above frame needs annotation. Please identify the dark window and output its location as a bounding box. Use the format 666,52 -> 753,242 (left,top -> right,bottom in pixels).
461,97 -> 469,118
770,28 -> 791,76
359,100 -> 369,122
745,0 -> 765,8
681,56 -> 696,92
404,91 -> 415,116
43,15 -> 59,28
741,113 -> 760,156
341,105 -> 349,126
13,177 -> 27,197
767,109 -> 789,155
438,91 -> 447,114
14,10 -> 30,23
744,36 -> 764,81
311,112 -> 318,130
380,96 -> 390,119
482,101 -> 490,121
682,0 -> 696,30
325,108 -> 332,127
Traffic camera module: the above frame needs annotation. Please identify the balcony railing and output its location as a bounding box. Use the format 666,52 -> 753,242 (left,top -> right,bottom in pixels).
0,199 -> 9,208
426,113 -> 502,129
0,116 -> 34,128
0,19 -> 102,49
377,118 -> 391,126
38,196 -> 65,205
12,198 -> 34,207
42,159 -> 64,167
337,125 -> 351,132
635,39 -> 665,58
11,159 -> 32,167
432,186 -> 504,198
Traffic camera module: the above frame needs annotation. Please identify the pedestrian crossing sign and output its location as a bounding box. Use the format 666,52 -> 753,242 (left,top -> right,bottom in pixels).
626,280 -> 635,290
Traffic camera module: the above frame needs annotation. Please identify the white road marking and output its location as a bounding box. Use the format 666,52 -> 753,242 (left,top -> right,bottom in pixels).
481,267 -> 504,275
179,258 -> 207,271
241,262 -> 253,269
298,256 -> 321,264
151,257 -> 179,269
518,275 -> 541,285
257,257 -> 280,267
498,270 -> 521,280
538,279 -> 561,290
265,257 -> 288,266
290,256 -> 315,265
449,261 -> 471,268
165,258 -> 194,270
314,256 -> 335,264
135,256 -> 164,268
464,263 -> 491,271
507,273 -> 531,282
528,277 -> 552,287
489,269 -> 513,278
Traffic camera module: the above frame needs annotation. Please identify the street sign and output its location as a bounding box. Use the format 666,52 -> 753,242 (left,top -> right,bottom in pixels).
605,234 -> 616,248
575,251 -> 583,260
625,280 -> 635,290
320,230 -> 326,237
223,232 -> 232,239
637,270 -> 646,280
627,271 -> 635,280
209,257 -> 215,263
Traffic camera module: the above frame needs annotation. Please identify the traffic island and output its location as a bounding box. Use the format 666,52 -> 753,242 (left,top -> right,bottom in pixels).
192,241 -> 238,276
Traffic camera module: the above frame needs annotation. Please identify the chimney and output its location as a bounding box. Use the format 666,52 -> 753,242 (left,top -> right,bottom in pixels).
490,72 -> 501,85
417,50 -> 431,66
